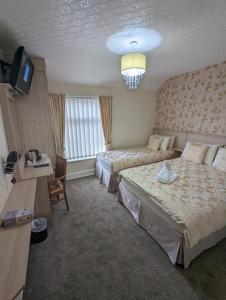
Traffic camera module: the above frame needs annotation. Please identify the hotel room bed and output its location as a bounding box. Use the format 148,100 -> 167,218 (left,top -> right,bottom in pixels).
96,147 -> 175,193
117,157 -> 226,268
96,129 -> 187,193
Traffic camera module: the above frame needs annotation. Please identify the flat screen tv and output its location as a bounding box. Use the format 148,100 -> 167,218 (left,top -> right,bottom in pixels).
10,46 -> 34,95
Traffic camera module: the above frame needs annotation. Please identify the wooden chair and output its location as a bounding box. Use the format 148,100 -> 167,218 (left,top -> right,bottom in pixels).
48,155 -> 69,211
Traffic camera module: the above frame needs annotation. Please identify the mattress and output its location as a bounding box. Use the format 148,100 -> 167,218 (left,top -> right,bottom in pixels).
119,158 -> 226,249
119,176 -> 184,234
96,146 -> 175,173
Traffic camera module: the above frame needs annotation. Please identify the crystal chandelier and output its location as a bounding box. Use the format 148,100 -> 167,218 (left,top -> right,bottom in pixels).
107,29 -> 161,90
121,42 -> 146,90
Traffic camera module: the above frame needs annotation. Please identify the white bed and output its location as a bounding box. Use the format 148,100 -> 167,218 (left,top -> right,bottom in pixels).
117,132 -> 226,268
96,130 -> 186,193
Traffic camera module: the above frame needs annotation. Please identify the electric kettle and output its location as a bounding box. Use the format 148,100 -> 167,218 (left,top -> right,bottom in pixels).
27,149 -> 41,162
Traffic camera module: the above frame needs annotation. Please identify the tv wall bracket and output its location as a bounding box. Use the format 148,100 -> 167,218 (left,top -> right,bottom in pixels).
0,60 -> 12,84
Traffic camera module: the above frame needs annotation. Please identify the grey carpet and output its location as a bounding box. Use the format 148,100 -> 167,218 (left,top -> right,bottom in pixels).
24,176 -> 226,300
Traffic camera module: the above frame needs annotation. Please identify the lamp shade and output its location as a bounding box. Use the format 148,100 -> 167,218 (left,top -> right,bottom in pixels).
121,53 -> 146,76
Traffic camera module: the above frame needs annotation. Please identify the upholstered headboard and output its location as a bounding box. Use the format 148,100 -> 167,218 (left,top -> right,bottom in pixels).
187,132 -> 226,146
153,129 -> 186,151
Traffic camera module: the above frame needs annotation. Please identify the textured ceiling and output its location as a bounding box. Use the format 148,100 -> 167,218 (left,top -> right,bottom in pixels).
0,0 -> 226,90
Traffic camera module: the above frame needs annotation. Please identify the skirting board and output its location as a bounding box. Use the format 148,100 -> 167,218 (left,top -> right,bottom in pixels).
66,168 -> 95,180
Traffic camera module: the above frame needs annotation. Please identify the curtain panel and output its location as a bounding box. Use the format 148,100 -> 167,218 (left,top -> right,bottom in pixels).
99,96 -> 112,151
49,93 -> 66,156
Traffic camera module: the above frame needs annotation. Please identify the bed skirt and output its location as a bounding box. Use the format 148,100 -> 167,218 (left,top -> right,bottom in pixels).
96,160 -> 119,193
117,179 -> 226,268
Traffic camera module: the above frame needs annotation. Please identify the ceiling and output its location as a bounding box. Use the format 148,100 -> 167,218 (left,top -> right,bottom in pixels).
0,0 -> 226,90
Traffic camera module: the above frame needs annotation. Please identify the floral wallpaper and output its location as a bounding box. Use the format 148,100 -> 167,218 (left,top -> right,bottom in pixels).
155,61 -> 226,136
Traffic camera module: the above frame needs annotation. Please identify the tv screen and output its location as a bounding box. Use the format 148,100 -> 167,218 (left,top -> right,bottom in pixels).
10,46 -> 34,95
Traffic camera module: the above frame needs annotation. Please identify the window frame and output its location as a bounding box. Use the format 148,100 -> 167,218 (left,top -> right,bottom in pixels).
64,95 -> 105,162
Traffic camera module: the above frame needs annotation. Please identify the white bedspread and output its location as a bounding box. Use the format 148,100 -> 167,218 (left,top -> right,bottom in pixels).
120,158 -> 226,248
97,147 -> 175,172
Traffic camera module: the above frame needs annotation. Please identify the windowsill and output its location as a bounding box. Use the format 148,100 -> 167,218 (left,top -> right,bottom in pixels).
67,156 -> 96,163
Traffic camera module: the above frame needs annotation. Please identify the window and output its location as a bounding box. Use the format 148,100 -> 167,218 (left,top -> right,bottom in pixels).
65,96 -> 105,161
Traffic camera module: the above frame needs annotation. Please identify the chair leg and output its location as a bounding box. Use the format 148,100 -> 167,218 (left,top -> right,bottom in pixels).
64,192 -> 69,211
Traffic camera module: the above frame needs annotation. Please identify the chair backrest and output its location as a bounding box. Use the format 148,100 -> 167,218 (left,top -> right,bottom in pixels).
55,155 -> 67,178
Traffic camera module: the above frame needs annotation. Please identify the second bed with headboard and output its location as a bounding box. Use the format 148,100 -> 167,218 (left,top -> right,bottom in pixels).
96,129 -> 185,193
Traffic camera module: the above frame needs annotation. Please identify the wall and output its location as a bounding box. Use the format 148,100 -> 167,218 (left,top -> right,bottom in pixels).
48,82 -> 156,176
155,61 -> 226,135
0,98 -> 12,214
0,57 -> 55,211
13,58 -> 56,162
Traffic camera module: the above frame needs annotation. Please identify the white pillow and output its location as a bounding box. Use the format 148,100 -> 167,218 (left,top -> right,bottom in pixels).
203,144 -> 219,166
182,142 -> 208,164
160,137 -> 170,151
148,135 -> 164,151
188,142 -> 219,165
212,148 -> 226,172
167,136 -> 176,150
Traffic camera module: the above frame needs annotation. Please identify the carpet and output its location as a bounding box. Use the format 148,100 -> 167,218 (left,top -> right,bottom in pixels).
24,176 -> 226,300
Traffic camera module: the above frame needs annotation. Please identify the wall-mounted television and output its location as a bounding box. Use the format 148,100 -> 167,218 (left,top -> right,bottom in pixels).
0,46 -> 34,95
10,47 -> 34,95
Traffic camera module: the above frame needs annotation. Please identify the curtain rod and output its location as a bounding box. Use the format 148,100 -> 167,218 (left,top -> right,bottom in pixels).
66,95 -> 99,99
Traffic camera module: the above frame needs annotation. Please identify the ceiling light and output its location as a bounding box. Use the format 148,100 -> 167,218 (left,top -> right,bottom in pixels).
119,40 -> 146,90
121,52 -> 146,90
106,27 -> 161,90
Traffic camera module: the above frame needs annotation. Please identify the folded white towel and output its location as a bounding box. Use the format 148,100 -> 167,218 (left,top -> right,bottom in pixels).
156,161 -> 178,184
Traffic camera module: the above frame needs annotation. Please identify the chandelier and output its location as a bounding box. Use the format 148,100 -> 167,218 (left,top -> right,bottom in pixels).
121,52 -> 146,90
106,28 -> 161,90
120,40 -> 146,90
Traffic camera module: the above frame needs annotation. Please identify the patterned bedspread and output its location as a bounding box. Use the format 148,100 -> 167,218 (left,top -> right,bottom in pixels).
97,147 -> 175,172
119,158 -> 226,248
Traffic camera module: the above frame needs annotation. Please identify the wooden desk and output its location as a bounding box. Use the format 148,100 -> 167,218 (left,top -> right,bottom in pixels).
0,156 -> 54,300
19,164 -> 53,180
0,179 -> 37,300
17,155 -> 54,221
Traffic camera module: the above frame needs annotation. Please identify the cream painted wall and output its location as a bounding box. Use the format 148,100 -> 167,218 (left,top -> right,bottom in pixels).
48,82 -> 156,175
67,158 -> 95,174
0,101 -> 13,214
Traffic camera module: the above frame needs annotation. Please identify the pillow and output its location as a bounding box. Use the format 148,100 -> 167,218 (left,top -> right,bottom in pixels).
188,142 -> 220,165
203,144 -> 219,166
167,136 -> 176,150
181,142 -> 208,164
212,148 -> 226,172
160,137 -> 170,151
148,135 -> 163,151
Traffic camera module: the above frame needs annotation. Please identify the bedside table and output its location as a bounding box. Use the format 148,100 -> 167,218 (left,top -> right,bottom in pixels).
173,148 -> 182,158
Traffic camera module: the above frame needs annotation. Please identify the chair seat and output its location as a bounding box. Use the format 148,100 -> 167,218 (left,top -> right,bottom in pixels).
49,181 -> 64,195
48,155 -> 69,211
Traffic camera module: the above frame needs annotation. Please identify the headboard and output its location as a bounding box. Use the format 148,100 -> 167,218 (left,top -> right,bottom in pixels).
187,132 -> 226,146
153,129 -> 186,151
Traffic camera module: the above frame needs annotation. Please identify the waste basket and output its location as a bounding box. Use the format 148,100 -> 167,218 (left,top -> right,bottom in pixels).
31,218 -> 48,243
